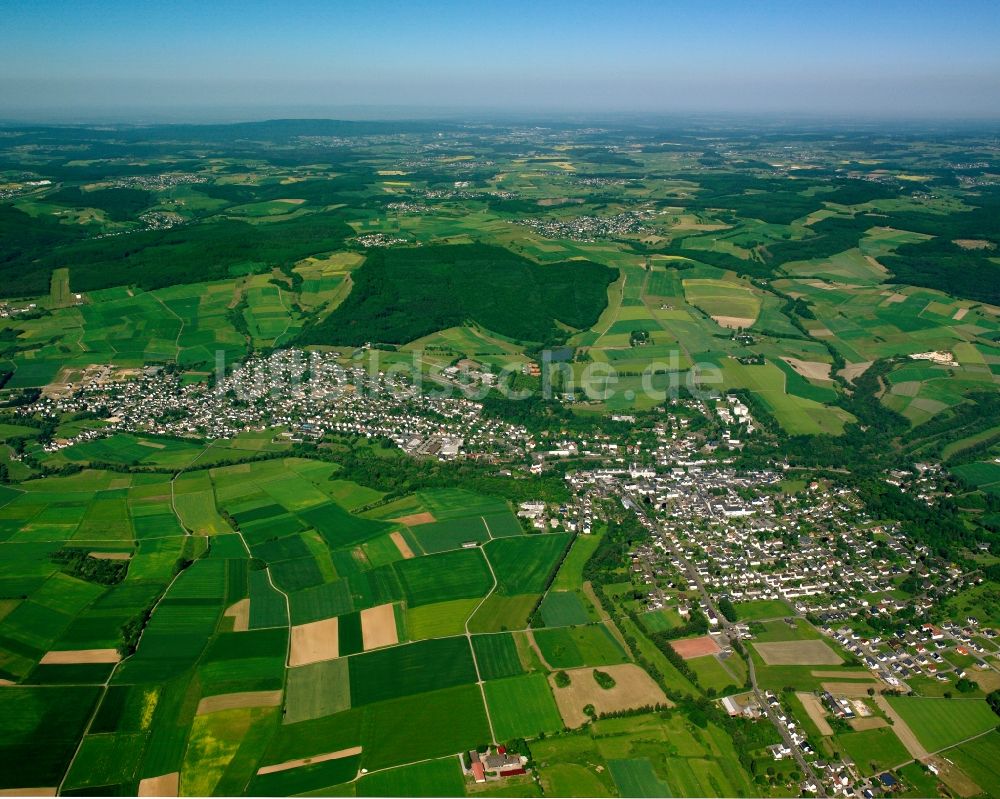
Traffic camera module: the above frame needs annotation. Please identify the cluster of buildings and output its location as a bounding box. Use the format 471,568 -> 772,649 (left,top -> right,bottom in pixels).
464,746 -> 528,784
0,177 -> 51,199
23,350 -> 531,461
138,210 -> 184,230
0,301 -> 40,319
512,209 -> 655,242
617,464 -> 960,619
354,233 -> 409,248
385,201 -> 432,214
822,619 -> 997,688
516,498 -> 592,534
107,173 -> 206,190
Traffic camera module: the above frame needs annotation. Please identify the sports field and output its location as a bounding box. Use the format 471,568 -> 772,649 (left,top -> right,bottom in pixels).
671,635 -> 722,659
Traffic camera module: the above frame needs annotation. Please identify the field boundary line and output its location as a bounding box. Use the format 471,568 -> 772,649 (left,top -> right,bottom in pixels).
465,543 -> 498,743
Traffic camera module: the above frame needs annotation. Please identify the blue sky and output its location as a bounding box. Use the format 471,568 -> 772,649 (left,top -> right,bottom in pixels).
2,0 -> 999,120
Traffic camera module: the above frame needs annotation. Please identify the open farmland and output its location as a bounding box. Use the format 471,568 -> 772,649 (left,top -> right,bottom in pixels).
2,115 -> 1000,799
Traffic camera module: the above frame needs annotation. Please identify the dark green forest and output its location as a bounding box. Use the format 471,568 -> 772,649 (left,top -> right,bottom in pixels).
298,243 -> 617,346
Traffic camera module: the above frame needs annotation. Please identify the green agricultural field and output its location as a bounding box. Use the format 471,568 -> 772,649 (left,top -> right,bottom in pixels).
472,633 -> 525,680
485,673 -> 564,740
405,597 -> 480,638
487,534 -> 570,595
298,502 -> 391,549
467,593 -> 541,633
533,710 -> 755,797
834,727 -> 911,775
348,636 -> 477,706
607,758 -> 671,798
284,659 -> 351,723
395,548 -> 493,607
639,608 -> 687,633
533,624 -> 628,669
361,684 -> 491,771
551,533 -> 603,591
718,358 -> 853,435
683,278 -> 762,325
944,731 -> 1000,798
885,697 -> 999,752
732,598 -> 793,621
540,591 -> 592,627
356,757 -> 464,797
688,655 -> 741,693
408,516 -> 489,553
0,685 -> 103,789
415,489 -> 510,520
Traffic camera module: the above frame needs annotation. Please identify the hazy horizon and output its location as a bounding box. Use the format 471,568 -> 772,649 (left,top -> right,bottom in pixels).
3,0 -> 1000,124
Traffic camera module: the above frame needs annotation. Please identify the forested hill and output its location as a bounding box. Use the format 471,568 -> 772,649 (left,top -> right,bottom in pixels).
297,243 -> 618,347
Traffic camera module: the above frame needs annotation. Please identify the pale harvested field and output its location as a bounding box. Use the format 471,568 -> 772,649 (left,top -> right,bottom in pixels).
954,238 -> 995,250
88,551 -> 132,560
865,255 -> 889,275
224,598 -> 250,632
537,197 -> 584,207
892,380 -> 921,398
931,756 -> 983,798
393,512 -> 436,527
40,648 -> 120,665
257,746 -> 363,776
882,291 -> 908,304
550,665 -> 668,728
849,716 -> 888,731
821,681 -> 883,697
289,617 -> 339,666
360,603 -> 398,651
390,530 -> 415,559
811,327 -> 834,337
672,635 -> 722,660
754,640 -> 841,666
953,307 -> 969,320
712,315 -> 755,330
839,361 -> 873,382
0,679 -> 14,686
967,667 -> 1000,692
196,690 -> 283,715
874,694 -> 928,760
805,279 -> 864,291
138,773 -> 179,797
783,357 -> 832,381
795,692 -> 833,736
